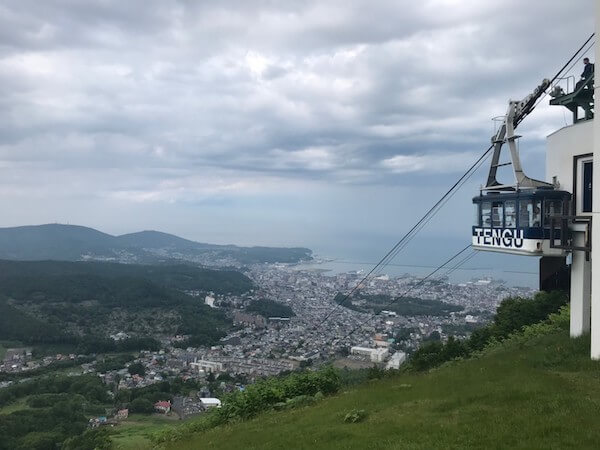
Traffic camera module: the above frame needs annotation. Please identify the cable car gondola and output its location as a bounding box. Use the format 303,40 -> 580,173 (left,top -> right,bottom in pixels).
472,80 -> 571,256
473,189 -> 571,255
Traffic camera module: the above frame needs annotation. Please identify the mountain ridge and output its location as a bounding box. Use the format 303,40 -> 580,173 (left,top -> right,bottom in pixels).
0,224 -> 312,264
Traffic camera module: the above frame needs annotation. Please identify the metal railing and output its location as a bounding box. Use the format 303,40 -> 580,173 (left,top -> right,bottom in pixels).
549,214 -> 592,259
553,76 -> 576,95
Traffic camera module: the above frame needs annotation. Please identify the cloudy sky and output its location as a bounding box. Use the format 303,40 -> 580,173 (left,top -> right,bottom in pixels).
0,0 -> 594,264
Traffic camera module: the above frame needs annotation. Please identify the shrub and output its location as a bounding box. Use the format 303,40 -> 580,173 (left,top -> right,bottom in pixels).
62,429 -> 112,450
285,394 -> 315,409
127,362 -> 145,376
409,291 -> 569,372
492,291 -> 567,339
129,397 -> 154,414
344,409 -> 367,423
26,393 -> 73,408
410,341 -> 445,371
151,366 -> 341,445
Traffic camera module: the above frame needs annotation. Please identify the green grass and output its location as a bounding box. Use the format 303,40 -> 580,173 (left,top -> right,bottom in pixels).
171,329 -> 600,450
111,414 -> 183,450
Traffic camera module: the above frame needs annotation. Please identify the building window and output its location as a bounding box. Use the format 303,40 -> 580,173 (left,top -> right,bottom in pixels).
575,156 -> 593,215
582,160 -> 593,213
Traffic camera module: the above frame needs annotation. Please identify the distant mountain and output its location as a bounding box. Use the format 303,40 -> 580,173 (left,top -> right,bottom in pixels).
0,224 -> 312,265
115,230 -> 213,250
0,224 -> 115,261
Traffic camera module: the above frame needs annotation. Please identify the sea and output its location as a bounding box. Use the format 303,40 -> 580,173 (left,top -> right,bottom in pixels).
297,238 -> 540,288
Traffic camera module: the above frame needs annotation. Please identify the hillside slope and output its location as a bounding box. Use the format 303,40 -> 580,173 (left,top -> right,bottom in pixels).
0,224 -> 312,264
0,260 -> 251,349
115,230 -> 221,250
0,224 -> 114,260
171,322 -> 600,449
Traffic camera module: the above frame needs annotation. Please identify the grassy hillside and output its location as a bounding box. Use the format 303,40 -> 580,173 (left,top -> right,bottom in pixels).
168,312 -> 600,450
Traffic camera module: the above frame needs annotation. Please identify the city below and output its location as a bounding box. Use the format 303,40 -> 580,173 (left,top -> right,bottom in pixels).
0,261 -> 534,421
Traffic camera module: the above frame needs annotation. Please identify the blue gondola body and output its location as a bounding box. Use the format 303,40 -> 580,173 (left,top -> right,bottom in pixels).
472,189 -> 571,255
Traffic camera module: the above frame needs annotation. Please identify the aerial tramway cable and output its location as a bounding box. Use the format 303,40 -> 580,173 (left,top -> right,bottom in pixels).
316,144 -> 495,327
340,245 -> 473,341
550,33 -> 595,85
517,33 -> 595,126
531,37 -> 595,113
444,250 -> 478,278
311,33 -> 596,338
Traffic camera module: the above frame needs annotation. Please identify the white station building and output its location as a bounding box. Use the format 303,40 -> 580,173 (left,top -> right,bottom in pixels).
542,26 -> 599,358
470,8 -> 600,358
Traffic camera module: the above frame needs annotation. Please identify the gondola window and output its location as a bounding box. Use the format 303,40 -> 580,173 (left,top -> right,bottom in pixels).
505,200 -> 517,228
492,202 -> 503,227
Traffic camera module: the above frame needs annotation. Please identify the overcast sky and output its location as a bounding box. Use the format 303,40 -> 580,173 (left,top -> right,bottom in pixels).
0,0 -> 594,261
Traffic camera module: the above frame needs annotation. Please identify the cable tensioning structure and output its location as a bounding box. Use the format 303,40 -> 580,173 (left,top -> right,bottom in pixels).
530,34 -> 595,113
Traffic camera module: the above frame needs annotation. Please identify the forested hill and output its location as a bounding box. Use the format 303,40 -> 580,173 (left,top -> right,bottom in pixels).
0,260 -> 253,350
0,224 -> 312,264
0,260 -> 253,295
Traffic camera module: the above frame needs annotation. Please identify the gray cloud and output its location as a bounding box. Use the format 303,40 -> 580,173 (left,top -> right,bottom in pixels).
0,0 -> 594,249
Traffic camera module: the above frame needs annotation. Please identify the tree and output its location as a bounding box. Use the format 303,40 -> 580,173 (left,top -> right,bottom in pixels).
411,341 -> 444,371
442,336 -> 468,360
18,431 -> 63,450
129,397 -> 154,414
63,429 -> 112,450
128,362 -> 146,376
493,291 -> 567,339
409,290 -> 569,373
467,326 -> 494,352
395,327 -> 414,342
426,331 -> 441,342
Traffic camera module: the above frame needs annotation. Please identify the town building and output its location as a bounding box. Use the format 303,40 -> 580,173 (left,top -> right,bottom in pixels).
154,400 -> 171,414
189,359 -> 223,374
200,398 -> 222,409
386,352 -> 407,370
115,409 -> 129,420
233,311 -> 267,328
350,346 -> 389,363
